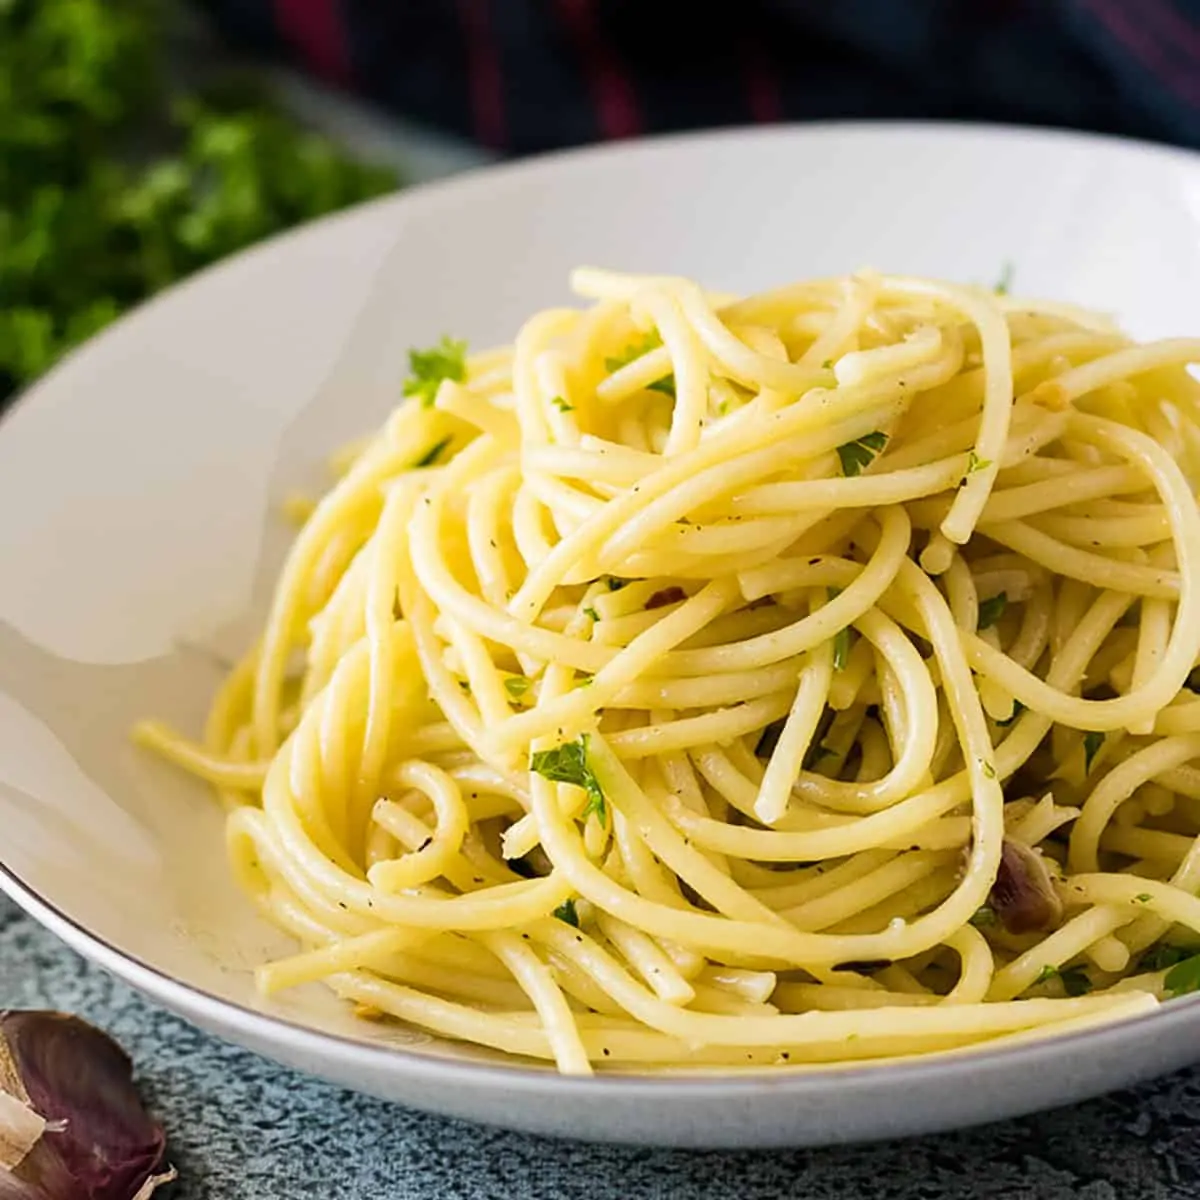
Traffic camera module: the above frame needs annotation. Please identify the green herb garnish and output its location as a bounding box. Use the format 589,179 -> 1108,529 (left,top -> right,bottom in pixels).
1034,964 -> 1058,986
605,331 -> 675,396
828,587 -> 852,670
1083,730 -> 1104,774
606,577 -> 629,592
504,676 -> 531,700
553,899 -> 580,927
1139,943 -> 1194,972
583,606 -> 600,622
530,735 -> 607,824
1164,953 -> 1200,997
977,591 -> 1008,631
403,336 -> 468,407
1060,968 -> 1093,997
836,431 -> 888,477
551,396 -> 574,412
980,759 -> 997,780
415,435 -> 453,467
994,261 -> 1014,295
969,905 -> 998,929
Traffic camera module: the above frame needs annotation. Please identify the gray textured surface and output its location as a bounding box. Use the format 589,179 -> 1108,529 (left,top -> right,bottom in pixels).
2,897 -> 1199,1198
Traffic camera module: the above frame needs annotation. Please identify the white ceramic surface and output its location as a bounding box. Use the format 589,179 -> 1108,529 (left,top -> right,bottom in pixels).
3,123 -> 1200,1148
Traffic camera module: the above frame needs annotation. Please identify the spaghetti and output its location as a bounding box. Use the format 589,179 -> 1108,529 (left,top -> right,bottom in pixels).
137,268 -> 1200,1074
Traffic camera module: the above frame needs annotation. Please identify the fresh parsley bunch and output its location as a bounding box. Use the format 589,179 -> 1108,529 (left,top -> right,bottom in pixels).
0,0 -> 399,402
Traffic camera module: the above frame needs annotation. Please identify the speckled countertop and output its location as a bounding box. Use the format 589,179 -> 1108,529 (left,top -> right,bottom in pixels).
4,896 -> 1200,1198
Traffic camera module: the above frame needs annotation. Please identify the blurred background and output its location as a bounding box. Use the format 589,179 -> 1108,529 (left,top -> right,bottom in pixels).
2,0 -> 1197,406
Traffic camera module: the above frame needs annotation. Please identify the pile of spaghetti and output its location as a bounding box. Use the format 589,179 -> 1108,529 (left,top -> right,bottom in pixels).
138,268 -> 1200,1074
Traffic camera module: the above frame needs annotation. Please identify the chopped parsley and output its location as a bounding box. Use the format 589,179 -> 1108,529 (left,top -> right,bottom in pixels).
1164,953 -> 1200,998
530,735 -> 607,824
553,898 -> 580,927
1060,967 -> 1093,997
1034,964 -> 1059,986
994,261 -> 1015,295
836,431 -> 888,477
977,591 -> 1008,631
606,577 -> 630,592
1135,893 -> 1152,904
1139,943 -> 1195,973
1083,730 -> 1104,774
551,396 -> 574,412
969,905 -> 998,929
980,759 -> 997,781
828,587 -> 852,670
821,359 -> 834,370
583,606 -> 601,622
403,336 -> 468,407
415,435 -> 453,467
504,676 -> 531,700
605,331 -> 675,396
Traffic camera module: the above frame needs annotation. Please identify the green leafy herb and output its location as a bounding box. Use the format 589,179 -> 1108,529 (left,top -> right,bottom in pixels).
980,759 -> 997,780
504,676 -> 531,700
994,262 -> 1014,295
756,719 -> 785,759
415,436 -> 453,467
1083,730 -> 1104,773
1139,943 -> 1195,972
575,674 -> 594,688
827,587 -> 852,670
583,606 -> 600,622
530,735 -> 607,824
1034,964 -> 1058,986
997,700 -> 1025,727
551,396 -> 574,412
604,331 -> 675,396
977,591 -> 1008,631
403,336 -> 468,407
1164,953 -> 1200,997
961,450 -> 994,486
606,577 -> 629,592
1135,893 -> 1152,904
969,905 -> 998,929
1060,967 -> 1093,997
458,680 -> 471,694
836,431 -> 888,477
553,898 -> 580,927
821,359 -> 833,370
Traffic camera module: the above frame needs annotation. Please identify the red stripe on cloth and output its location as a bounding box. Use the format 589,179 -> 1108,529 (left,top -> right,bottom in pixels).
273,0 -> 352,87
457,0 -> 508,150
554,0 -> 643,140
1086,0 -> 1200,107
739,34 -> 783,124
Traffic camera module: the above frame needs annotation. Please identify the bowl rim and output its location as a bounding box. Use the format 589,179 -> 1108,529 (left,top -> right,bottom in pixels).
3,117 -> 1200,1101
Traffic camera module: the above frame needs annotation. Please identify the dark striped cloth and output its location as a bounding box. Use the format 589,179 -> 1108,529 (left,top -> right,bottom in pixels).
197,0 -> 1200,154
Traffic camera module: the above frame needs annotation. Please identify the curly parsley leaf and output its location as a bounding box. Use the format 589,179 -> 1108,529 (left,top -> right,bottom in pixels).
415,436 -> 453,467
1139,943 -> 1195,973
504,676 -> 531,700
530,734 -> 607,824
403,336 -> 468,407
1060,967 -> 1093,997
827,587 -> 852,670
553,898 -> 580,927
836,431 -> 887,477
977,591 -> 1008,631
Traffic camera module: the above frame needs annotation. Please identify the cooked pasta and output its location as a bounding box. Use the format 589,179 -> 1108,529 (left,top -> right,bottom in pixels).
136,266 -> 1200,1074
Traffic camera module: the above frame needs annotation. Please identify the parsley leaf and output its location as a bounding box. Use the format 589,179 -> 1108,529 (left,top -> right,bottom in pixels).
828,587 -> 852,670
1139,943 -> 1195,973
977,591 -> 1008,631
530,735 -> 607,824
836,431 -> 888,477
583,606 -> 600,622
1164,953 -> 1200,997
969,905 -> 998,929
980,759 -> 997,780
605,331 -> 675,396
504,676 -> 531,700
551,396 -> 574,412
415,435 -> 453,468
553,898 -> 580,927
1060,967 -> 1093,997
1083,730 -> 1104,774
606,577 -> 629,592
1034,964 -> 1058,986
403,336 -> 467,407
994,261 -> 1015,295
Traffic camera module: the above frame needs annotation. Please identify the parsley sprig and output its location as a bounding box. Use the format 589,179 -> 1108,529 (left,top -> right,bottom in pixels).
836,431 -> 887,477
605,331 -> 675,397
403,336 -> 468,407
530,734 -> 608,824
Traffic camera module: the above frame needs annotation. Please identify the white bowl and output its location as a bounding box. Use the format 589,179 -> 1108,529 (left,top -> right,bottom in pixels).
3,123 -> 1200,1148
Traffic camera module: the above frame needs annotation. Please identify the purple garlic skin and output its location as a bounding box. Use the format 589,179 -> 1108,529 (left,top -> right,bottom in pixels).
990,838 -> 1064,935
0,1012 -> 170,1200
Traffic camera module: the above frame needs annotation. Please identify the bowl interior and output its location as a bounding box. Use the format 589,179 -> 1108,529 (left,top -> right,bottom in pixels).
3,123 -> 1200,1073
